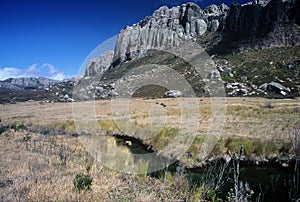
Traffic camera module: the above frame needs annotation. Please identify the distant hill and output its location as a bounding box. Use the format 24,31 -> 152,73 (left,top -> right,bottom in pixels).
0,77 -> 59,92
1,0 -> 300,103
0,77 -> 61,104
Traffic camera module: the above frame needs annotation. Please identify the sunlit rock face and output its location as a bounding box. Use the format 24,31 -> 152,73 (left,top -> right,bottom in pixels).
85,0 -> 300,76
112,2 -> 228,66
85,50 -> 114,77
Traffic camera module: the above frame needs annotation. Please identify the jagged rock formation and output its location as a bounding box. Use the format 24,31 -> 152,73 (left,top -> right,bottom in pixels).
0,77 -> 59,91
226,0 -> 295,35
85,50 -> 114,77
85,0 -> 299,77
77,0 -> 300,99
112,2 -> 229,66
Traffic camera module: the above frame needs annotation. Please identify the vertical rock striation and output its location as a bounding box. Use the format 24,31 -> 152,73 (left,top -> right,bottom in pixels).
112,2 -> 229,66
85,50 -> 114,77
85,0 -> 299,76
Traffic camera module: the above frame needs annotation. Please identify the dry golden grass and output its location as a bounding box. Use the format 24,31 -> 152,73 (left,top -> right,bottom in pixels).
2,97 -> 300,156
2,97 -> 299,140
1,97 -> 300,200
0,129 -> 195,201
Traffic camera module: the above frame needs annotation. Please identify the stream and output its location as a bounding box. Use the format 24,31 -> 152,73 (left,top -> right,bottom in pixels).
111,135 -> 297,201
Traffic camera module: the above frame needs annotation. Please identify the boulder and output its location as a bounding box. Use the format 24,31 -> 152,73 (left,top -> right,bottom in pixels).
259,82 -> 291,98
164,90 -> 183,98
60,94 -> 75,102
226,82 -> 249,96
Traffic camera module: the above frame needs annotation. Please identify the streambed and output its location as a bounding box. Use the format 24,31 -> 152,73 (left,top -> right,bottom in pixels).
109,135 -> 297,201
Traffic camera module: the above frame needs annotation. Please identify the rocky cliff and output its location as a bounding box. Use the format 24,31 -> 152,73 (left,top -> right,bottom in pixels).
85,50 -> 114,77
85,0 -> 299,77
112,0 -> 300,66
111,2 -> 229,66
226,0 -> 299,36
79,0 -> 300,99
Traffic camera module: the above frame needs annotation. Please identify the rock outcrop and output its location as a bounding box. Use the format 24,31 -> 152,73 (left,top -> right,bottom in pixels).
164,90 -> 183,98
85,50 -> 114,77
226,0 -> 291,35
111,2 -> 229,66
259,82 -> 292,98
80,0 -> 300,99
85,0 -> 299,77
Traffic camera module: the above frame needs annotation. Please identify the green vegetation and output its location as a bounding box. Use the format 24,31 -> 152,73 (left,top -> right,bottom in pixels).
0,125 -> 8,134
0,122 -> 27,135
219,45 -> 300,96
100,49 -> 208,97
100,44 -> 300,98
223,137 -> 288,157
73,173 -> 93,191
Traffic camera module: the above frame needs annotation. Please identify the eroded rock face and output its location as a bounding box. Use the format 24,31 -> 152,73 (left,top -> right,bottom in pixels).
112,2 -> 228,66
82,0 -> 300,100
226,0 -> 293,35
85,51 -> 114,77
85,0 -> 299,77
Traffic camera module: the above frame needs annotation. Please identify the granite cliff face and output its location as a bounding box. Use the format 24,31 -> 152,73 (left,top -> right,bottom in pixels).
85,50 -> 114,77
112,2 -> 229,66
80,0 -> 300,99
85,0 -> 299,77
226,0 -> 294,35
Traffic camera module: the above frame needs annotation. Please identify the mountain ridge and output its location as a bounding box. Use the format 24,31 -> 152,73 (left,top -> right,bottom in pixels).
0,77 -> 59,92
85,0 -> 299,76
1,0 -> 299,103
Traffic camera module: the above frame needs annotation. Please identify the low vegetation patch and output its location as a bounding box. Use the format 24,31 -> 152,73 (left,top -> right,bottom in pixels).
223,137 -> 291,157
0,122 -> 27,135
73,173 -> 93,191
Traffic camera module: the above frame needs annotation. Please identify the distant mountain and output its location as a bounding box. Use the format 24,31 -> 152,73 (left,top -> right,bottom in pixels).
0,77 -> 59,92
2,0 -> 299,102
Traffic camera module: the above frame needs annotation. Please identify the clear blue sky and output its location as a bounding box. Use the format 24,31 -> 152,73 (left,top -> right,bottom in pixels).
0,0 -> 248,80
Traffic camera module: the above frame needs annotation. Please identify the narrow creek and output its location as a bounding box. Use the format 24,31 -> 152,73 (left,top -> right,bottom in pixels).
110,135 -> 296,201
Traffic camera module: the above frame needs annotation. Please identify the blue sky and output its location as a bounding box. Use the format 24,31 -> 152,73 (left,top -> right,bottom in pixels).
0,0 -> 248,80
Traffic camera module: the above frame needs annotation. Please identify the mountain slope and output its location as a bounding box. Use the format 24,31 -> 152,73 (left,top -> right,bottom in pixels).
85,0 -> 299,76
80,0 -> 299,99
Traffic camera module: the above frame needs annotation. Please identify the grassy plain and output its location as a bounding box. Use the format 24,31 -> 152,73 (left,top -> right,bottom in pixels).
1,97 -> 300,201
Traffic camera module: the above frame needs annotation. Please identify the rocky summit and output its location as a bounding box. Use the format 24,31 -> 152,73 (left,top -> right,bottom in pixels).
80,0 -> 300,100
111,2 -> 228,66
1,0 -> 299,102
85,0 -> 299,76
85,50 -> 114,77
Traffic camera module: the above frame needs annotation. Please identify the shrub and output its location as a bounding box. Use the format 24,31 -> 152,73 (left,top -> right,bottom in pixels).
73,173 -> 93,191
0,123 -> 26,134
9,122 -> 27,131
0,125 -> 8,135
